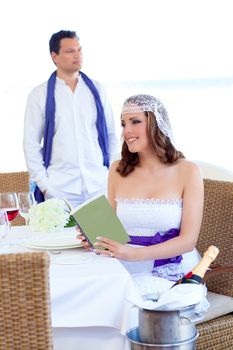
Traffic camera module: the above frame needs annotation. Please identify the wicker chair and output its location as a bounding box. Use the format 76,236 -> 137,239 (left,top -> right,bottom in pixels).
196,178 -> 233,350
0,252 -> 53,350
0,171 -> 30,225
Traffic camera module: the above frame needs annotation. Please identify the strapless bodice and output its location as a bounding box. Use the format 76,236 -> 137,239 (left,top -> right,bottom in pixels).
115,198 -> 200,296
116,197 -> 183,236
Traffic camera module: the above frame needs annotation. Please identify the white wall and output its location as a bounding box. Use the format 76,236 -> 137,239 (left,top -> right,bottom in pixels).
1,0 -> 233,171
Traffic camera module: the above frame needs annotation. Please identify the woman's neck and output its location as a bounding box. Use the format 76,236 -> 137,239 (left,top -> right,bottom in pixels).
138,152 -> 164,172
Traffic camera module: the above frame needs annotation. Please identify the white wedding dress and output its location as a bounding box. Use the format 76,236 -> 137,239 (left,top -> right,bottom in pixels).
116,198 -> 201,297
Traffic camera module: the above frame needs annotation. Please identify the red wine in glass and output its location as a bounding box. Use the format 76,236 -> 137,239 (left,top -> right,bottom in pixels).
0,192 -> 19,223
5,208 -> 19,221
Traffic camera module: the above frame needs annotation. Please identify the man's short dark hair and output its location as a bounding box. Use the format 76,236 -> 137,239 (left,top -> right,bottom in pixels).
49,30 -> 79,54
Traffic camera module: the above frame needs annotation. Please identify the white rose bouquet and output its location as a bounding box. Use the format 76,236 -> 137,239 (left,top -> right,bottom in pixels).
29,198 -> 70,233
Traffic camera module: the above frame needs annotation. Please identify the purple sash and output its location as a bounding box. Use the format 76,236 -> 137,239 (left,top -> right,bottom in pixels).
129,228 -> 183,267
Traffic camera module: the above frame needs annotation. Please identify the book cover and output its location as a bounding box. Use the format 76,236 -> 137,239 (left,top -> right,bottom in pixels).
70,194 -> 129,249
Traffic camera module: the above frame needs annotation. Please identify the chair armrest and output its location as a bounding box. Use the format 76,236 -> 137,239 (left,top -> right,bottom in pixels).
203,264 -> 233,283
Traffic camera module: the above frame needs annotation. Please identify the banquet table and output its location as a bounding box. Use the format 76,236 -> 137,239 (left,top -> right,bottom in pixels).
0,226 -> 139,350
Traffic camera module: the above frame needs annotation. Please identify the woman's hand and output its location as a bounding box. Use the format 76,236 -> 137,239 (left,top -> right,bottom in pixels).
94,236 -> 137,260
76,227 -> 92,250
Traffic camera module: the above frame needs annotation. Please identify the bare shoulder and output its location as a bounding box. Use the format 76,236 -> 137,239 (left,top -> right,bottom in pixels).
109,160 -> 120,172
176,159 -> 201,175
177,159 -> 200,171
110,160 -> 120,170
109,160 -> 121,179
108,160 -> 121,208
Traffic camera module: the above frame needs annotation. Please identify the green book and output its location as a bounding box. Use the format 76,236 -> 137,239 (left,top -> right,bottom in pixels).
70,194 -> 129,249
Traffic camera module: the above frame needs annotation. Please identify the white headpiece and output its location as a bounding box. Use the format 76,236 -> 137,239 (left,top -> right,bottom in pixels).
121,94 -> 173,140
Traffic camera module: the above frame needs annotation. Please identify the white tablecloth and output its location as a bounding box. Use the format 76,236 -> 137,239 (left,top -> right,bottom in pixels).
1,226 -> 138,350
50,250 -> 136,330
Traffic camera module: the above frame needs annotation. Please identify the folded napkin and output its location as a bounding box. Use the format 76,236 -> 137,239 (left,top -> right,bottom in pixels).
127,283 -> 209,314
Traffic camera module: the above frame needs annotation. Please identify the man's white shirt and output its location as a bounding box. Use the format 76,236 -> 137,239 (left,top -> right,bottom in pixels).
23,75 -> 119,201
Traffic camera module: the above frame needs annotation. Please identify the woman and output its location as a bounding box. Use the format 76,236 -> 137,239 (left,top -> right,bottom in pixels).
81,94 -> 204,296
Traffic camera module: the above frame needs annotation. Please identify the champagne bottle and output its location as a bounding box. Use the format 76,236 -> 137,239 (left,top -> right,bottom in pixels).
172,245 -> 219,287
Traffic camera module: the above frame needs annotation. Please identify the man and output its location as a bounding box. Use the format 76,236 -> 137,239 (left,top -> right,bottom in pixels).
23,30 -> 119,207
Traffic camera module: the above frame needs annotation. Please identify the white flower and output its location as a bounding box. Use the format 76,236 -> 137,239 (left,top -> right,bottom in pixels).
29,198 -> 70,232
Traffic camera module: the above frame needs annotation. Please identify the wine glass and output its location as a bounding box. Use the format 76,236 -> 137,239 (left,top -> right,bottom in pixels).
0,210 -> 10,244
18,192 -> 36,226
0,192 -> 19,225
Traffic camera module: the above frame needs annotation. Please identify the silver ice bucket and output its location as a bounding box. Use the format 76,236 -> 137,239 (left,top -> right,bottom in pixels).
126,327 -> 199,350
138,304 -> 202,344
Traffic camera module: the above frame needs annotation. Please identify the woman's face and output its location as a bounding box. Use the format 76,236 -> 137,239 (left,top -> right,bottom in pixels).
121,111 -> 150,153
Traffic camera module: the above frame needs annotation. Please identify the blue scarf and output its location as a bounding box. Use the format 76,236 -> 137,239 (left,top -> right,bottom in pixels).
34,71 -> 109,203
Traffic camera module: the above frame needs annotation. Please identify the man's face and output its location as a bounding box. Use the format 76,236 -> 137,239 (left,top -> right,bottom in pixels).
51,37 -> 83,73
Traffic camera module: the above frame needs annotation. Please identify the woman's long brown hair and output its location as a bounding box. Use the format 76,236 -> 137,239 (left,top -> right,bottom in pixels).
117,111 -> 185,176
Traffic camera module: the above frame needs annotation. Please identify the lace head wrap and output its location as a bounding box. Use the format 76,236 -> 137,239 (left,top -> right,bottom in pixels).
121,94 -> 173,140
